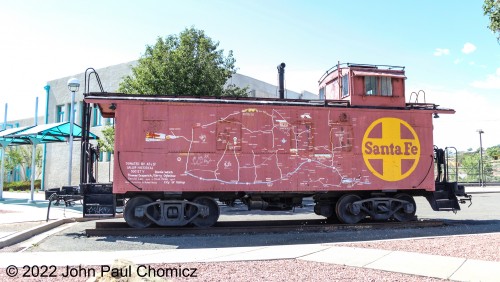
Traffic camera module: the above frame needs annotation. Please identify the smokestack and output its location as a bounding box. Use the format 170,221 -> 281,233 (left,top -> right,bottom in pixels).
277,62 -> 286,99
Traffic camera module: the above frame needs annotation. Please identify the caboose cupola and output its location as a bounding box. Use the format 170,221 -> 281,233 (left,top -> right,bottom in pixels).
318,63 -> 406,108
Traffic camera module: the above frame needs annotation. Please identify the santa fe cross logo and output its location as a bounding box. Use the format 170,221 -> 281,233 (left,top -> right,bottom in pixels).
362,117 -> 421,182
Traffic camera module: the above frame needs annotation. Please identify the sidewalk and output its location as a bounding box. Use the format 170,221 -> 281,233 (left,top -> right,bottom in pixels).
0,243 -> 499,281
0,191 -> 82,224
465,185 -> 500,194
0,191 -> 82,244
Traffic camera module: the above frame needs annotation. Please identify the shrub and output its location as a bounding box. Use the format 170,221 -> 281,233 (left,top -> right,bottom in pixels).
2,180 -> 41,192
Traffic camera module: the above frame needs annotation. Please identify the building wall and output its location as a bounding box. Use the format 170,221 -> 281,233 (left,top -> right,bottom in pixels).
9,61 -> 319,189
226,73 -> 317,99
1,117 -> 44,129
43,61 -> 137,188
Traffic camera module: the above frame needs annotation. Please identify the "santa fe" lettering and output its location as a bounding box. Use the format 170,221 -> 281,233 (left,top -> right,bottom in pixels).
364,141 -> 418,155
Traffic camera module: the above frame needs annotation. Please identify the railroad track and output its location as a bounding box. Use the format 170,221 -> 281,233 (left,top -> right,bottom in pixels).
85,219 -> 444,237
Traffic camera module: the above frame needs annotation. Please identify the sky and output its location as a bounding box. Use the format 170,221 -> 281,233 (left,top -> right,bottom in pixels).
0,0 -> 499,151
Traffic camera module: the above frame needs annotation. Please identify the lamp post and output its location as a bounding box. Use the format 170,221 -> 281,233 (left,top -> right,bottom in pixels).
477,129 -> 484,187
67,78 -> 80,186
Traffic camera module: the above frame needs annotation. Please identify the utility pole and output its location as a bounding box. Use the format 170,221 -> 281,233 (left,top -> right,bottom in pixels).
477,129 -> 485,187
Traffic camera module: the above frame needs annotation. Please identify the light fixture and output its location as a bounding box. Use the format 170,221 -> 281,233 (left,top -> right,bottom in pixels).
66,78 -> 80,186
433,113 -> 439,118
67,78 -> 80,92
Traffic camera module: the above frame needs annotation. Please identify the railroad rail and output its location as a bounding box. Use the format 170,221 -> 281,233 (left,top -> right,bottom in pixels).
85,219 -> 444,237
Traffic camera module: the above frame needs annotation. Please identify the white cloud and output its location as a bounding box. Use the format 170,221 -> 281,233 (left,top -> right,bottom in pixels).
461,42 -> 476,54
470,68 -> 500,89
433,48 -> 450,56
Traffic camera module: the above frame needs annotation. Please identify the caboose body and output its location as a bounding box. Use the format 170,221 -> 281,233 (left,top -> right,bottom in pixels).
81,63 -> 470,228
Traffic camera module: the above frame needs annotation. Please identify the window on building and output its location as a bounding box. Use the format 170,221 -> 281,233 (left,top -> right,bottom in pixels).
64,103 -> 77,122
56,105 -> 65,122
72,103 -> 77,121
93,107 -> 102,127
79,102 -> 84,126
341,75 -> 349,97
66,104 -> 70,121
104,118 -> 115,126
11,166 -> 21,182
96,151 -> 113,163
26,166 -> 31,179
0,123 -> 15,129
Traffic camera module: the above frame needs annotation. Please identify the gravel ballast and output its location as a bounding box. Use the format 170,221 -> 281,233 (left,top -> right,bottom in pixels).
337,232 -> 500,262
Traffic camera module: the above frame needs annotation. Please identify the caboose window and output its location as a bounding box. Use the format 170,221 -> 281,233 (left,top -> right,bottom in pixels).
341,75 -> 349,97
365,76 -> 377,95
380,77 -> 392,96
364,76 -> 392,96
319,86 -> 325,100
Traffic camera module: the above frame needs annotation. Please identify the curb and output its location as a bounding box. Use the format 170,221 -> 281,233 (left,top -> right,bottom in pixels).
466,190 -> 500,194
0,217 -> 95,249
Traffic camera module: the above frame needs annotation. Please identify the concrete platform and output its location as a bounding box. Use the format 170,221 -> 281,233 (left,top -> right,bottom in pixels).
0,191 -> 82,224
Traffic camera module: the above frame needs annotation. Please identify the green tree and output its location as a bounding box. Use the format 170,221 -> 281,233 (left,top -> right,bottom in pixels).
486,145 -> 500,160
4,145 -> 42,181
99,28 -> 248,153
459,151 -> 493,182
119,27 -> 248,97
97,126 -> 115,154
484,0 -> 500,41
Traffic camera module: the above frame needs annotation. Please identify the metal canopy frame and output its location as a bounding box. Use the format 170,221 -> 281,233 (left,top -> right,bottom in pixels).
0,126 -> 36,201
0,122 -> 98,202
0,125 -> 35,145
10,122 -> 98,142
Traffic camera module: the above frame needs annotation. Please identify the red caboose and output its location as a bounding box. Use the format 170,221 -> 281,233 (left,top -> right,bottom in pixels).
81,63 -> 470,228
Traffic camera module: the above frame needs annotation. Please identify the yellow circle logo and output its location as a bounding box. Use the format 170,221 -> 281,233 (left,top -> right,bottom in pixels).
362,117 -> 420,182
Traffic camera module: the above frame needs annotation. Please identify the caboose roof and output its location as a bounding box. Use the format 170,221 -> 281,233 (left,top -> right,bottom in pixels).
318,63 -> 405,85
351,70 -> 406,79
85,91 -> 454,119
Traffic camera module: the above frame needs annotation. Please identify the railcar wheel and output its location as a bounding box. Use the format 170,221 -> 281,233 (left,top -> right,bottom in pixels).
336,194 -> 364,224
326,200 -> 340,223
124,196 -> 154,228
393,193 -> 416,222
189,196 -> 220,228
